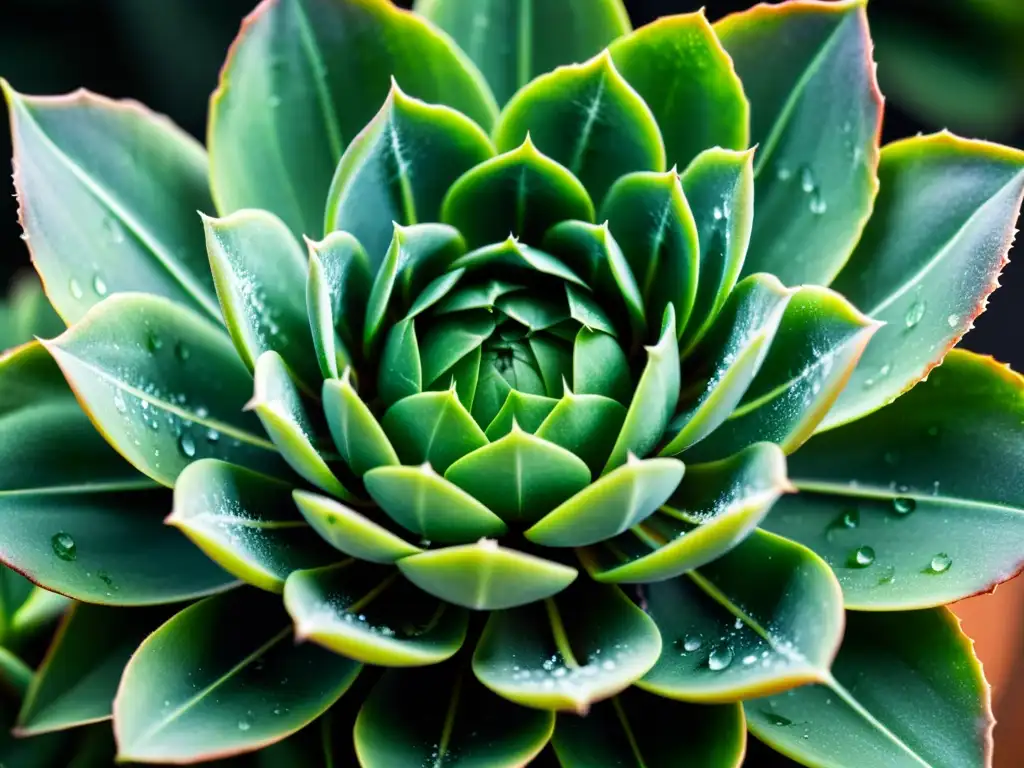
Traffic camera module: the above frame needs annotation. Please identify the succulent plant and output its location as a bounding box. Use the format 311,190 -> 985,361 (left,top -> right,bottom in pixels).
1,0 -> 1023,765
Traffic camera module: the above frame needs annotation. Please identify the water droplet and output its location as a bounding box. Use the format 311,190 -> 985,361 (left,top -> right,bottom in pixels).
809,190 -> 827,215
799,166 -> 815,193
206,429 -> 221,443
877,566 -> 896,585
145,330 -> 163,354
848,546 -> 875,568
92,274 -> 108,296
708,645 -> 734,671
776,164 -> 793,181
113,391 -> 128,414
928,553 -> 952,574
69,279 -> 84,299
103,217 -> 126,244
878,363 -> 891,377
51,532 -> 77,561
682,634 -> 702,653
179,434 -> 197,458
892,497 -> 916,515
947,314 -> 960,328
841,120 -> 853,133
762,712 -> 794,727
174,341 -> 191,362
237,716 -> 252,732
904,300 -> 925,329
713,206 -> 724,220
837,508 -> 859,529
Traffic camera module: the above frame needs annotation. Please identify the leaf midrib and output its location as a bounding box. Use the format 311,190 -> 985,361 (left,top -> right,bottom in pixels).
792,479 -> 1024,517
0,479 -> 159,498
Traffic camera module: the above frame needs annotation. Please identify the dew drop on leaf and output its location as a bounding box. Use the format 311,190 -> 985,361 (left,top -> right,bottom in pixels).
113,391 -> 128,414
848,546 -> 875,568
776,164 -> 792,181
761,711 -> 793,727
799,166 -> 815,193
179,434 -> 197,458
947,314 -> 960,328
682,634 -> 703,653
927,553 -> 952,574
174,341 -> 191,362
892,497 -> 916,515
92,274 -> 108,296
877,566 -> 896,585
237,715 -> 252,732
713,206 -> 724,221
809,190 -> 827,215
146,330 -> 163,354
904,300 -> 925,329
69,278 -> 84,300
103,216 -> 126,244
707,645 -> 734,671
51,532 -> 77,561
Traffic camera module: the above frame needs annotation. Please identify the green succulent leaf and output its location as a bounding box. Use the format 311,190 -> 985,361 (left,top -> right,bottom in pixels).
764,350 -> 1024,609
293,490 -> 422,564
381,388 -> 488,473
305,232 -> 371,379
662,274 -> 792,457
354,660 -> 555,767
484,390 -> 559,440
397,539 -> 578,610
452,237 -> 588,287
15,604 -> 170,736
114,588 -> 361,764
570,327 -> 634,405
168,459 -> 336,594
377,317 -> 422,408
610,11 -> 749,172
684,286 -> 879,462
322,371 -> 399,476
248,351 -> 352,499
472,580 -> 662,713
0,645 -> 33,699
0,272 -> 63,351
204,209 -> 320,389
587,442 -> 790,583
441,137 -> 595,248
601,171 -> 698,336
533,390 -> 626,474
494,51 -> 665,205
419,311 -> 496,393
284,561 -> 467,667
209,0 -> 498,240
717,0 -> 882,286
3,83 -> 220,324
746,608 -> 990,768
414,0 -> 631,107
526,456 -> 683,547
826,133 -> 1024,428
552,689 -> 746,768
325,81 -> 494,263
0,343 -> 234,605
364,463 -> 507,543
639,530 -> 844,702
445,424 -> 592,524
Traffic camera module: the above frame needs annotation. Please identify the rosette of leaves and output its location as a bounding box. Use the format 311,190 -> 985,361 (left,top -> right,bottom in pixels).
2,0 -> 1023,765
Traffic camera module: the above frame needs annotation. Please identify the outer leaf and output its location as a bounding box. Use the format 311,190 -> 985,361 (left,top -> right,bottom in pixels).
15,604 -> 169,736
639,530 -> 844,702
209,0 -> 498,239
441,137 -> 595,248
588,442 -> 790,583
114,589 -> 361,763
322,371 -> 399,476
397,540 -> 578,610
764,350 -> 1024,609
0,343 -> 234,605
717,0 -> 883,285
284,562 -> 467,667
493,51 -> 665,204
684,286 -> 879,462
204,209 -> 320,389
552,689 -> 745,768
826,133 -> 1024,427
610,11 -> 749,171
747,609 -> 990,768
415,0 -> 630,106
377,317 -> 422,407
526,456 -> 684,547
354,660 -> 554,767
381,388 -> 488,473
3,83 -> 220,323
168,459 -> 336,594
601,171 -> 698,336
325,80 -> 495,262
293,490 -> 422,563
533,390 -> 626,474
472,581 -> 662,713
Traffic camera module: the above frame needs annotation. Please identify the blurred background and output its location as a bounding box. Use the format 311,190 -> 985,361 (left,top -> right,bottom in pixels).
0,0 -> 1021,762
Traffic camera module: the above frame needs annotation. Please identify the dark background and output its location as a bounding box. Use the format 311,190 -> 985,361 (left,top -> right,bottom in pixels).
0,0 -> 1022,762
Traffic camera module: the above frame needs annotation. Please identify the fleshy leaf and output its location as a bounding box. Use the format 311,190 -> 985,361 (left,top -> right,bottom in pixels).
587,443 -> 790,583
452,237 -> 588,287
765,350 -> 1024,609
472,580 -> 662,713
826,133 -> 1024,427
571,328 -> 633,405
284,562 -> 467,667
381,388 -> 488,473
747,609 -> 990,768
419,311 -> 496,391
293,491 -> 422,564
414,0 -> 630,106
552,689 -> 745,767
248,351 -> 352,500
114,589 -> 361,763
444,424 -> 592,524
168,459 -> 335,594
3,83 -> 220,323
325,80 -> 494,263
601,171 -> 698,336
377,317 -> 422,408
662,274 -> 792,456
322,371 -> 399,476
534,390 -> 627,474
683,286 -> 879,462
209,0 -> 498,239
364,463 -> 507,543
484,391 -> 559,440
397,540 -> 578,610
15,604 -> 169,736
493,51 -> 665,204
441,137 -> 595,248
354,660 -> 554,767
639,530 -> 844,702
204,209 -> 319,389
526,456 -> 684,547
610,11 -> 749,171
717,0 -> 883,286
